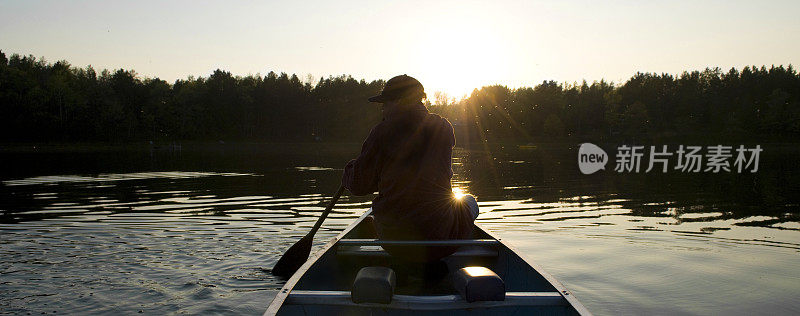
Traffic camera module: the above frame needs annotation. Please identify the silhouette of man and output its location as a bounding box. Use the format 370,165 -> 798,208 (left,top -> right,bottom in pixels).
342,74 -> 479,262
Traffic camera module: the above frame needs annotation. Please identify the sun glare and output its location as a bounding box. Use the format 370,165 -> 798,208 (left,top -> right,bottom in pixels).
452,187 -> 466,200
413,20 -> 512,99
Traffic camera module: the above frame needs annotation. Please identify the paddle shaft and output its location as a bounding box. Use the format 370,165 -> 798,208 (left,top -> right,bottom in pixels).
307,185 -> 345,238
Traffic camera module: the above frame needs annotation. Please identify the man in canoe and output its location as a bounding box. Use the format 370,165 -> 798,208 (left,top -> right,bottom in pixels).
342,74 -> 479,262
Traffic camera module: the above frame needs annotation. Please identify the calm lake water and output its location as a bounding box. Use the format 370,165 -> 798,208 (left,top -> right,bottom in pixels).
1,143 -> 799,315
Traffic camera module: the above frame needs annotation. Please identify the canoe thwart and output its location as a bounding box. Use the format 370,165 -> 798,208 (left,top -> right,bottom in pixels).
352,267 -> 396,304
337,239 -> 501,246
336,246 -> 499,258
452,266 -> 506,302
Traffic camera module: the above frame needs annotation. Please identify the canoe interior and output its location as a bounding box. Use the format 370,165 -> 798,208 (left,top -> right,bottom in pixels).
271,212 -> 587,315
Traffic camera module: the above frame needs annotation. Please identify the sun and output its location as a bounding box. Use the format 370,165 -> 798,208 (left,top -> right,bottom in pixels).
412,22 -> 513,100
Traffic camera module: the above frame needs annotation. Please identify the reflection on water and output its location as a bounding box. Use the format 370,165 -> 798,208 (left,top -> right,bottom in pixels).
2,172 -> 251,187
1,144 -> 799,315
0,172 -> 367,315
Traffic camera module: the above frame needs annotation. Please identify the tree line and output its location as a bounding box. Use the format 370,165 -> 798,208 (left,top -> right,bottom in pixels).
430,66 -> 800,144
1,50 -> 798,144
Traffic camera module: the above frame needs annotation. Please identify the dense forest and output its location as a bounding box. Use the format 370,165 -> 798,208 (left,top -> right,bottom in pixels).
1,50 -> 798,144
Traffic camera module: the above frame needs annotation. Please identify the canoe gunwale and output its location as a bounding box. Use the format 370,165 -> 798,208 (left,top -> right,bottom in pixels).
264,210 -> 373,316
475,222 -> 593,315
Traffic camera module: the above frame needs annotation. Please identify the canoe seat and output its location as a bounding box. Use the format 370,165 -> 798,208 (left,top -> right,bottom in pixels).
352,267 -> 396,304
452,266 -> 505,302
285,291 -> 568,309
336,246 -> 498,258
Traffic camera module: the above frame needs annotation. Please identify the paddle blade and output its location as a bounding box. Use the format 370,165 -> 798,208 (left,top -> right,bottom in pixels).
272,235 -> 312,277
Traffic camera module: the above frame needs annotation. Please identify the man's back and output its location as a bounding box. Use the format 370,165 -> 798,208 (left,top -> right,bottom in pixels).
374,104 -> 458,230
343,103 -> 474,258
343,75 -> 477,261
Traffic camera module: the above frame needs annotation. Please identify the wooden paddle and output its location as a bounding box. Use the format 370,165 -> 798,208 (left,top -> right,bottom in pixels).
272,185 -> 346,277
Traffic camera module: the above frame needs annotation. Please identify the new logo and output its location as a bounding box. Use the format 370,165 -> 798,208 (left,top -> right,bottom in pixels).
578,143 -> 608,174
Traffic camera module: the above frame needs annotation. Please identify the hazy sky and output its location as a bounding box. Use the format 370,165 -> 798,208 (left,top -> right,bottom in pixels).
2,0 -> 799,97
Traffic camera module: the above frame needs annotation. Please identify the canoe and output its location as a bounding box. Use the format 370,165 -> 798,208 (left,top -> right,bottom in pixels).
265,210 -> 591,315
